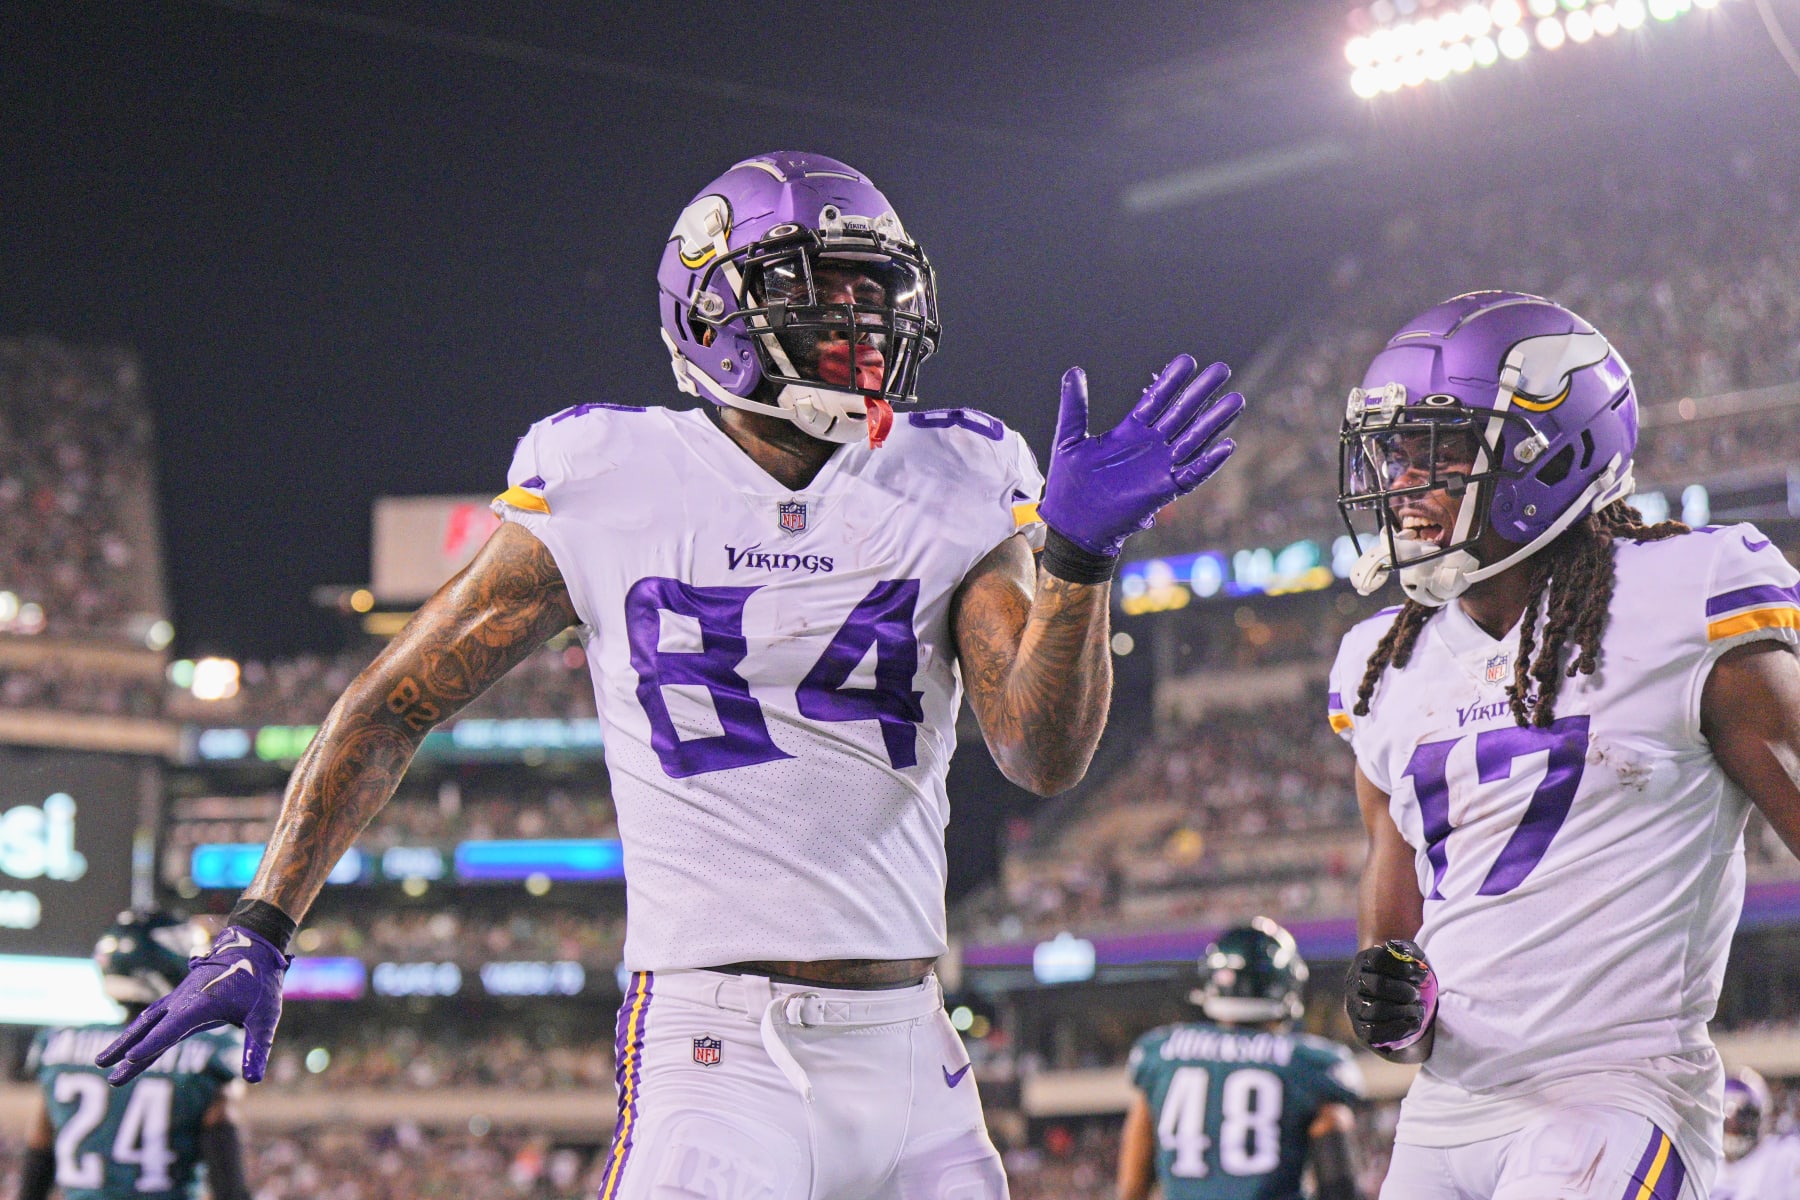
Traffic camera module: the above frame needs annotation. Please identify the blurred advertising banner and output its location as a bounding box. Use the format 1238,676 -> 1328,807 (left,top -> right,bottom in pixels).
371,495 -> 501,604
0,748 -> 144,956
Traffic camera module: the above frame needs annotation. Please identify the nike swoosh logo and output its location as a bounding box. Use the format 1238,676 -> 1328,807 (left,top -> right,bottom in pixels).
943,1063 -> 972,1088
201,959 -> 256,992
1744,535 -> 1772,553
213,930 -> 253,954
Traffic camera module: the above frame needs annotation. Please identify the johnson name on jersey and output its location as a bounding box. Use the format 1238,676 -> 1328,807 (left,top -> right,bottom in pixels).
493,402 -> 1045,971
1327,524 -> 1799,1138
1129,1021 -> 1363,1200
30,1023 -> 241,1200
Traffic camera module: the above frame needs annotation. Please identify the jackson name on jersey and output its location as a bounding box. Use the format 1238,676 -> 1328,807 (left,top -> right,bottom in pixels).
493,402 -> 1045,972
1327,523 -> 1800,1172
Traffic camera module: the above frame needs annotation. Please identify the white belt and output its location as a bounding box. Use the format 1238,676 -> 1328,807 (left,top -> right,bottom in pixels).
652,969 -> 942,1102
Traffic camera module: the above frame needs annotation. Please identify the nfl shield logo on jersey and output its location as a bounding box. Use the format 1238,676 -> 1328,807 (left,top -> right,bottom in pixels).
777,500 -> 807,536
1485,652 -> 1510,684
692,1035 -> 722,1067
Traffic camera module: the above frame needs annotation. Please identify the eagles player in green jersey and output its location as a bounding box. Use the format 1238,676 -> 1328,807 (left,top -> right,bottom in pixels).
1119,919 -> 1367,1200
16,913 -> 252,1200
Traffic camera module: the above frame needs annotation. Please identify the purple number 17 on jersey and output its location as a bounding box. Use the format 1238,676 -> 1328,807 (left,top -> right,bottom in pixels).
1402,716 -> 1590,900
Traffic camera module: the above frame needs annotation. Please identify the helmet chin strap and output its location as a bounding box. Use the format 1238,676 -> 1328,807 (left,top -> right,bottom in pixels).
1352,456 -> 1633,608
661,331 -> 886,447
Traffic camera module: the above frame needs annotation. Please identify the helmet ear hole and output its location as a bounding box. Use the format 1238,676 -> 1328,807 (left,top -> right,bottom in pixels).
1578,429 -> 1596,470
1535,444 -> 1576,488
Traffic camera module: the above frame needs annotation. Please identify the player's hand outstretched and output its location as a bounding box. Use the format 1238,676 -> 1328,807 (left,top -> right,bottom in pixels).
1347,939 -> 1439,1064
96,925 -> 290,1085
1037,354 -> 1244,566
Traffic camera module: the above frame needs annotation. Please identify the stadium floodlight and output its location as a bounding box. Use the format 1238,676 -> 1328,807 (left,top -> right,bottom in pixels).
1593,4 -> 1621,33
1529,0 -> 1559,16
1449,39 -> 1478,68
1347,35 -> 1374,64
1499,23 -> 1534,54
1439,10 -> 1467,40
1425,44 -> 1453,76
1649,0 -> 1680,17
1616,0 -> 1648,26
1352,65 -> 1381,94
1473,33 -> 1502,61
1562,0 -> 1589,9
1567,8 -> 1596,37
1463,1 -> 1494,33
1538,14 -> 1569,43
1492,0 -> 1525,26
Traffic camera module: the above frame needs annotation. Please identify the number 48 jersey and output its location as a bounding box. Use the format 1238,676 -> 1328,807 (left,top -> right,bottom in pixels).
1129,1022 -> 1363,1199
29,1022 -> 241,1200
1328,524 -> 1800,1158
494,403 -> 1045,971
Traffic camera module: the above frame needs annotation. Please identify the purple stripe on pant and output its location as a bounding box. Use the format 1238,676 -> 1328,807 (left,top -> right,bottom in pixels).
1619,1131 -> 1686,1200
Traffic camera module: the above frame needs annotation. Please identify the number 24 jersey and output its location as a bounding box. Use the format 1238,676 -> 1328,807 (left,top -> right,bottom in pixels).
1328,525 -> 1800,1136
30,1023 -> 241,1200
495,403 -> 1045,972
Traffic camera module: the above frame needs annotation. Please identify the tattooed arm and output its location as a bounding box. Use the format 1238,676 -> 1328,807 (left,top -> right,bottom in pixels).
245,521 -> 577,918
952,533 -> 1112,797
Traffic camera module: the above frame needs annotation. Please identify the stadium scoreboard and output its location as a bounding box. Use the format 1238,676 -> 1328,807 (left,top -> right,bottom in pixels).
0,747 -> 143,956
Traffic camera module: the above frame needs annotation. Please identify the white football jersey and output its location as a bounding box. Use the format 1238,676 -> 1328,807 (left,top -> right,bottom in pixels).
1329,523 -> 1800,1161
1716,1136 -> 1800,1200
494,403 -> 1044,970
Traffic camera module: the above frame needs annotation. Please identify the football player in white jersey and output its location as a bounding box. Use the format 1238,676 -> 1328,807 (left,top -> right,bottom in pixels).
1326,291 -> 1800,1200
1714,1068 -> 1800,1199
95,151 -> 1246,1198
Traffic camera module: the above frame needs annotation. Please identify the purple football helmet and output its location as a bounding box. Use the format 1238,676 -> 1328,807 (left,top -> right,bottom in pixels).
656,151 -> 939,447
1724,1068 -> 1771,1161
1338,291 -> 1639,606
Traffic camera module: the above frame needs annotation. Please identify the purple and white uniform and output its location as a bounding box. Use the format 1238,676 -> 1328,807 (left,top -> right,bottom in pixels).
494,401 -> 1042,1200
495,401 -> 1042,971
1716,1134 -> 1800,1199
1329,523 -> 1800,1194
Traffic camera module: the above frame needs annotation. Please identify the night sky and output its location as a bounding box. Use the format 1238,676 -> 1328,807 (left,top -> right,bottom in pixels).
4,0 -> 1795,659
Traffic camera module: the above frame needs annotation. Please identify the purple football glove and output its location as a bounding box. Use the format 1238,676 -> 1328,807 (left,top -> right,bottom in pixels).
1037,355 -> 1245,558
95,925 -> 289,1085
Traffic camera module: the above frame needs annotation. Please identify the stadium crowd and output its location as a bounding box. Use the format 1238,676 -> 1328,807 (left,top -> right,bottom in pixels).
0,338 -> 166,646
0,659 -> 163,717
264,1027 -> 614,1094
293,907 -> 626,968
166,640 -> 599,726
1147,151 -> 1800,558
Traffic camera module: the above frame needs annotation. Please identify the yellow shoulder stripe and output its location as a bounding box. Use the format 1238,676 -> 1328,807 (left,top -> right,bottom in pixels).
494,486 -> 550,515
1012,501 -> 1042,528
1328,713 -> 1352,734
1707,606 -> 1800,642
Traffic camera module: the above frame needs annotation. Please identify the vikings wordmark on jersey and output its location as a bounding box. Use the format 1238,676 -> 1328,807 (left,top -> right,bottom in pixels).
1328,522 -> 1800,1170
494,401 -> 1045,972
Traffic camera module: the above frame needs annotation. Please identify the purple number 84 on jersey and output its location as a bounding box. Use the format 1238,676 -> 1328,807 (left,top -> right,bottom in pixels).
1403,716 -> 1590,900
624,576 -> 926,779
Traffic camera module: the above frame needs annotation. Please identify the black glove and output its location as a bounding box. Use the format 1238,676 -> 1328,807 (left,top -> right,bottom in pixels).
1346,939 -> 1438,1063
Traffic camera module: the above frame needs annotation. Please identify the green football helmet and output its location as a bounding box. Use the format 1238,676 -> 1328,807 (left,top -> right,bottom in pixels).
1191,916 -> 1308,1025
94,910 -> 206,1005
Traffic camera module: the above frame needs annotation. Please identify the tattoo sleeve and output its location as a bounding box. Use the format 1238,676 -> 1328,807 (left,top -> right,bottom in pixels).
245,521 -> 577,918
952,534 -> 1112,796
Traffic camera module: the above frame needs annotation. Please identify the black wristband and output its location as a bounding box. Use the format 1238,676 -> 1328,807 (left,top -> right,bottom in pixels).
1040,526 -> 1119,585
226,898 -> 298,954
